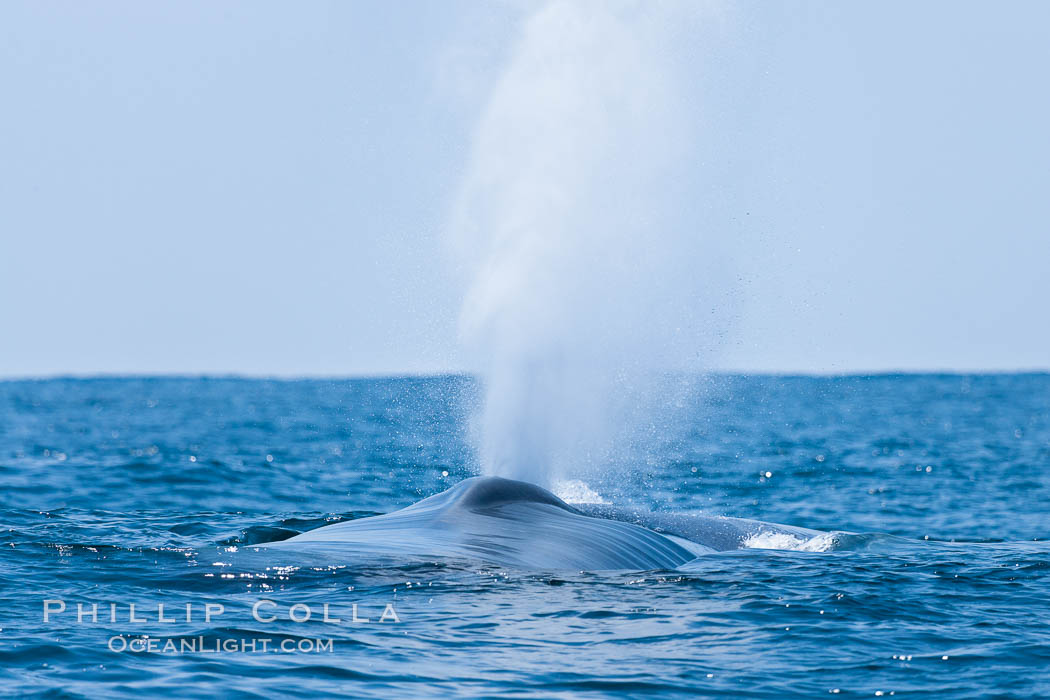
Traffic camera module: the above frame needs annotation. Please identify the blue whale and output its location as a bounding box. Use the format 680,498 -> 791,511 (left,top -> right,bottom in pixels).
256,476 -> 826,570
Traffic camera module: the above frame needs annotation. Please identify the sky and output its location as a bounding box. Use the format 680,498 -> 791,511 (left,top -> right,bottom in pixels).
1,1 -> 1047,377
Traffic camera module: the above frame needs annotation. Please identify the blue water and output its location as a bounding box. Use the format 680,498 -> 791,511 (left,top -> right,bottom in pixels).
2,375 -> 1048,698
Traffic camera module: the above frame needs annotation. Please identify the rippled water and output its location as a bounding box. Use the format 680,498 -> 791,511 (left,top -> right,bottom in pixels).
2,375 -> 1049,697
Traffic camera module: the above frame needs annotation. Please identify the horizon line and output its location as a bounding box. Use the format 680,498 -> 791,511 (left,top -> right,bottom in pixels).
1,368 -> 1048,383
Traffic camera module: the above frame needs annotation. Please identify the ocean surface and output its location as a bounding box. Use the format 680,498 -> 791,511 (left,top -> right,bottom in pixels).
1,374 -> 1048,698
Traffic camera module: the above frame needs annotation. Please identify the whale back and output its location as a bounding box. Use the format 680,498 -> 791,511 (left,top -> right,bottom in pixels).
259,476 -> 707,570
574,503 -> 826,552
